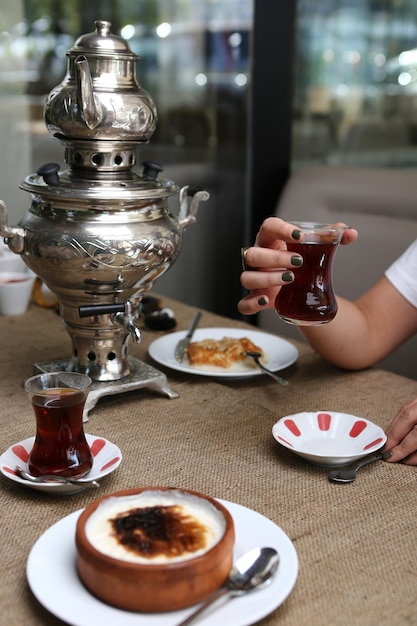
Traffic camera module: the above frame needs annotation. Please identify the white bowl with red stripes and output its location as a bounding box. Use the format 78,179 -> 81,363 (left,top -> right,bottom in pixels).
272,411 -> 386,467
0,434 -> 122,494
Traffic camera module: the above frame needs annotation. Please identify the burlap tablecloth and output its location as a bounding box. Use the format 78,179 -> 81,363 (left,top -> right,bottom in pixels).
1,296 -> 417,626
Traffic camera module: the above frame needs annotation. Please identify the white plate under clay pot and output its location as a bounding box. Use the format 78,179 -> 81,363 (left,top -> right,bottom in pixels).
26,499 -> 298,626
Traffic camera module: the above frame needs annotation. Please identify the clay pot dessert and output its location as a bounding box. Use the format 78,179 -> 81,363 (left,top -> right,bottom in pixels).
75,487 -> 235,612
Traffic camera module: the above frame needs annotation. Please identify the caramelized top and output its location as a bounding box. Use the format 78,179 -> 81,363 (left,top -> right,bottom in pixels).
111,504 -> 209,558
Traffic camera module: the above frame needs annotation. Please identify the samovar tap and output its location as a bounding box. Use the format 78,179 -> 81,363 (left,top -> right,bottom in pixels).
79,301 -> 142,344
114,301 -> 142,343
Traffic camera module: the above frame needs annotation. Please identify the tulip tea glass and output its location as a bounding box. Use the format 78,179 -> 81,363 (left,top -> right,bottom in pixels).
275,222 -> 346,326
25,372 -> 93,478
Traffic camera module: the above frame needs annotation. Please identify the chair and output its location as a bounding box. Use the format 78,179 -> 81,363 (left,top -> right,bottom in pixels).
258,165 -> 417,378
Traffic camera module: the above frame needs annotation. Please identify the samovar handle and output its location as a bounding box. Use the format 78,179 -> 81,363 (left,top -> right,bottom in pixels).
37,163 -> 60,186
142,160 -> 164,180
178,186 -> 210,228
0,200 -> 25,254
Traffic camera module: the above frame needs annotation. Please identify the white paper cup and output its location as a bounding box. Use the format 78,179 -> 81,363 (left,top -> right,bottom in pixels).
0,272 -> 35,315
0,254 -> 28,273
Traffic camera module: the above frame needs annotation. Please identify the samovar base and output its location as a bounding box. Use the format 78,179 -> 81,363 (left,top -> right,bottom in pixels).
33,356 -> 179,422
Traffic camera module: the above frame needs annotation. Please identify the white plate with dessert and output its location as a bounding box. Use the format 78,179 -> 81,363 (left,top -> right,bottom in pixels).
27,498 -> 298,625
148,327 -> 299,378
0,434 -> 122,494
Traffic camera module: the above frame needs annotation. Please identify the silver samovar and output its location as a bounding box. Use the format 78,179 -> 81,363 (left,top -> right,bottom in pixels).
0,21 -> 209,418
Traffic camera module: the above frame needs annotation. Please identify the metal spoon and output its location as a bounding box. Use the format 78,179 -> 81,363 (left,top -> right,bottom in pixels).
244,351 -> 289,386
15,466 -> 100,489
176,546 -> 279,626
328,451 -> 383,483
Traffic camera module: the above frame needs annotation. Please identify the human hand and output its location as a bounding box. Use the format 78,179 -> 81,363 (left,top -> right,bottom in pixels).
383,398 -> 417,465
238,217 -> 357,316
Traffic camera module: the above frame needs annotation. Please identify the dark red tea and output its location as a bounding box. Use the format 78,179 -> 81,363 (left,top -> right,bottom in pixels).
275,240 -> 339,325
28,387 -> 93,478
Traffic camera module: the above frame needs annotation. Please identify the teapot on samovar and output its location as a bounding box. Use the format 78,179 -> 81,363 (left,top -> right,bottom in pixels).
0,21 -> 209,412
44,19 -> 157,142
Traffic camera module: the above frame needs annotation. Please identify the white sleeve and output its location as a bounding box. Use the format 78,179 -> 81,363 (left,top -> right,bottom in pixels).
385,239 -> 417,308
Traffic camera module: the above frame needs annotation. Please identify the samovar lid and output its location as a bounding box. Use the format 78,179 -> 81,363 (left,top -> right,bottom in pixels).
20,162 -> 179,205
69,20 -> 137,58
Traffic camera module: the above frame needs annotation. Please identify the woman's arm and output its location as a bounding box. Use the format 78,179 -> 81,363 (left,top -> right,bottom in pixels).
301,277 -> 417,369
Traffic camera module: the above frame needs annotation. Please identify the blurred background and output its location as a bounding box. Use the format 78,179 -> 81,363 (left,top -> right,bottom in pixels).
2,0 -> 417,320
